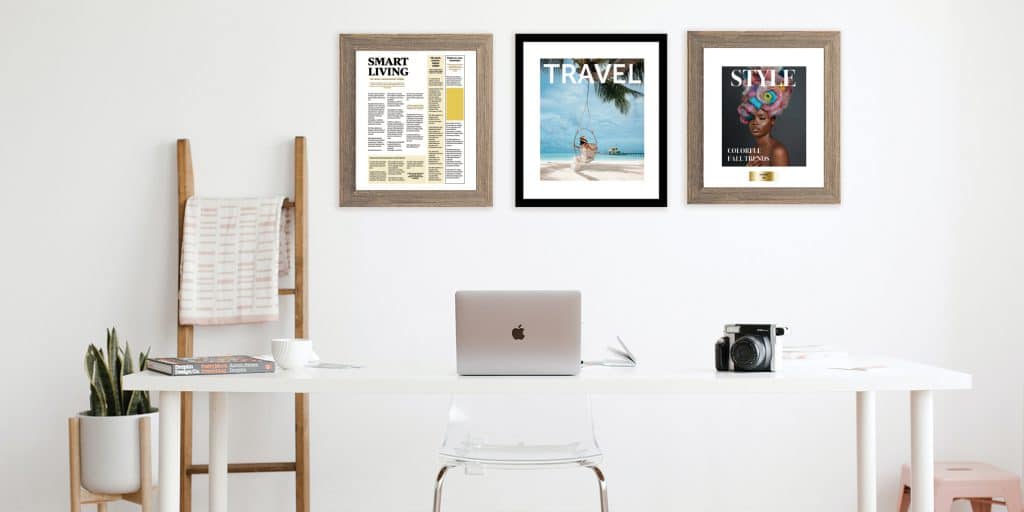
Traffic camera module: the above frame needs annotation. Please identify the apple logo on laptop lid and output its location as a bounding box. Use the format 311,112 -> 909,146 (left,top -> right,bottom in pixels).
512,324 -> 525,341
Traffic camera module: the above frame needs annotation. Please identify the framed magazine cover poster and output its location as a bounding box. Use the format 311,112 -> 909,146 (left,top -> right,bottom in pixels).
339,34 -> 492,207
687,31 -> 840,204
516,34 -> 667,207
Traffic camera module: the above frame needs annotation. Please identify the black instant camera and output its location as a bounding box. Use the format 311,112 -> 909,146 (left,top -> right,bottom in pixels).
714,324 -> 787,372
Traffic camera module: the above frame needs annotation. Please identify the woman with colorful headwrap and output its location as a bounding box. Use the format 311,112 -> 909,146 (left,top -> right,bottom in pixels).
737,67 -> 793,167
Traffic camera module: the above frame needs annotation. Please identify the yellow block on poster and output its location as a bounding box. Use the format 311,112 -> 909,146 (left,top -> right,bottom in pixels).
445,88 -> 464,121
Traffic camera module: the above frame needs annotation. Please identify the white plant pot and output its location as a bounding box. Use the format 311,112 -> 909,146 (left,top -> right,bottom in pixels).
78,410 -> 159,494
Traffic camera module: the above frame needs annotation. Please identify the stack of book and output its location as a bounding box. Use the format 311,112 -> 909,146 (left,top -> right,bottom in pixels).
146,356 -> 274,376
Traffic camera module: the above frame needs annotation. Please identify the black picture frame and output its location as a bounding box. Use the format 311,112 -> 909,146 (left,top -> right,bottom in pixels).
515,33 -> 667,207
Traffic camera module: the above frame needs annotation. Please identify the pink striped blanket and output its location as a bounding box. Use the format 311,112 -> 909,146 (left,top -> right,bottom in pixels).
178,197 -> 292,325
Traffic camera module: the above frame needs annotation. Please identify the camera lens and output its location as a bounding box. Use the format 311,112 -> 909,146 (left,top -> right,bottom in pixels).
731,335 -> 767,371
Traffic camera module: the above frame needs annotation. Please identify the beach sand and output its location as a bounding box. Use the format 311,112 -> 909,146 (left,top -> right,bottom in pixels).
540,160 -> 645,181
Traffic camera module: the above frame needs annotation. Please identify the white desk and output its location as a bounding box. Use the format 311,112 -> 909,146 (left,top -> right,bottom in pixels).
124,356 -> 971,512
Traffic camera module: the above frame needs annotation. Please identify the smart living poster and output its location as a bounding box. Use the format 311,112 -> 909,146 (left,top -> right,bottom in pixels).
538,58 -> 645,181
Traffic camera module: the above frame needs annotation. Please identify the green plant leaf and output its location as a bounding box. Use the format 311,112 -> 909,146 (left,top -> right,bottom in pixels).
85,345 -> 101,413
88,362 -> 106,416
125,390 -> 142,415
139,347 -> 152,413
123,341 -> 134,375
109,329 -> 124,413
89,359 -> 109,416
89,388 -> 105,416
89,344 -> 120,416
85,344 -> 97,380
121,341 -> 134,415
107,328 -> 116,375
113,335 -> 123,393
111,331 -> 123,414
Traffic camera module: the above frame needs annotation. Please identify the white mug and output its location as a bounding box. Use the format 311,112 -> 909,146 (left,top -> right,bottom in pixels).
271,338 -> 313,370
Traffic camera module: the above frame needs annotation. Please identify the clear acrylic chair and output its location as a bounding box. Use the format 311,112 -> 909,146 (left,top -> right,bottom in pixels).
432,393 -> 608,512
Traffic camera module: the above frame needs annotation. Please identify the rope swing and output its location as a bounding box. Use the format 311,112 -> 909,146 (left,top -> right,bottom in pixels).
573,127 -> 598,154
572,84 -> 598,169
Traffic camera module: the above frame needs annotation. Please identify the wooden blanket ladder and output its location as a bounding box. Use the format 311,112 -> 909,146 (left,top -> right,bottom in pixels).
175,137 -> 309,512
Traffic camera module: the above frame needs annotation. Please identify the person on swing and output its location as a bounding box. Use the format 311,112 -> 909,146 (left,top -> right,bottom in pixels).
573,135 -> 598,171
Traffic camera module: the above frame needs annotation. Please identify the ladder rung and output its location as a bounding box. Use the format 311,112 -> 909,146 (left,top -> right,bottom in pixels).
278,288 -> 295,295
967,498 -> 1007,507
187,462 -> 297,475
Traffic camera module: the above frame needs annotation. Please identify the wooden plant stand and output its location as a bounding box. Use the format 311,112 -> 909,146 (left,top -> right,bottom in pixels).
68,416 -> 155,512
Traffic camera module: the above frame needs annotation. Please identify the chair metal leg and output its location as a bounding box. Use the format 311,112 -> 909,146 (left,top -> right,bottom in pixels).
432,463 -> 606,512
433,466 -> 453,512
590,465 -> 608,512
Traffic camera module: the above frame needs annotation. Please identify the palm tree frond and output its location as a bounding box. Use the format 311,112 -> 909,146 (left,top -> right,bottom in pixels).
592,82 -> 643,115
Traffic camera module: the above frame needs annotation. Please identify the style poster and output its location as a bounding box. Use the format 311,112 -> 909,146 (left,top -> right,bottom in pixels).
519,39 -> 664,203
703,48 -> 824,187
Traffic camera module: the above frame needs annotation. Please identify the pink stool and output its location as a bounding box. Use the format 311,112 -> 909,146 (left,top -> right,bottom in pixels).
899,462 -> 1022,512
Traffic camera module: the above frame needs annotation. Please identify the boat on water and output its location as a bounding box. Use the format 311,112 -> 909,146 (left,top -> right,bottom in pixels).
607,146 -> 621,155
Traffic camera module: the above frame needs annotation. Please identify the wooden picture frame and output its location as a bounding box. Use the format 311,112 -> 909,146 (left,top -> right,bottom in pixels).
340,34 -> 492,207
687,31 -> 840,204
515,33 -> 667,207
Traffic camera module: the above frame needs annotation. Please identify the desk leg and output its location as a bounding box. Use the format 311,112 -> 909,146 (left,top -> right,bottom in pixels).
857,391 -> 877,512
910,391 -> 934,512
159,391 -> 181,512
210,392 -> 228,512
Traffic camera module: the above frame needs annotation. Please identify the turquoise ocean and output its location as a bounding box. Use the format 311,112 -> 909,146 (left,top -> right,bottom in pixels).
540,152 -> 645,162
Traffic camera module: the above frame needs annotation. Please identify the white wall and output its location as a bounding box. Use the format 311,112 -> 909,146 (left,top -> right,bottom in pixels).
2,0 -> 1022,510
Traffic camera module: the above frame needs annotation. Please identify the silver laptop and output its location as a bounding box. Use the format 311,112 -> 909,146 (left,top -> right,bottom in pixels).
455,290 -> 581,376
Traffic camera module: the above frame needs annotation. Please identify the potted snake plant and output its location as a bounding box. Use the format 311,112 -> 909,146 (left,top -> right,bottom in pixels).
79,328 -> 158,494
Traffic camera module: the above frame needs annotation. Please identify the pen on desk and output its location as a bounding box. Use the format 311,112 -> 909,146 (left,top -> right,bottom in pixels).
307,362 -> 364,369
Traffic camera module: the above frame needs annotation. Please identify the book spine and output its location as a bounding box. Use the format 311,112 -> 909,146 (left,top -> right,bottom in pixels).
146,360 -> 275,376
224,364 -> 275,374
145,359 -> 180,375
194,363 -> 274,375
221,362 -> 267,368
